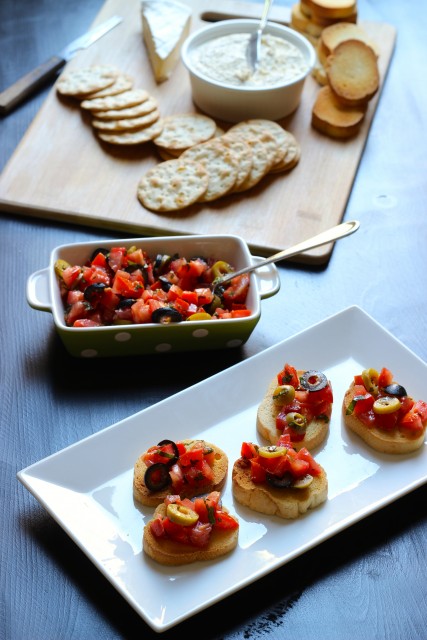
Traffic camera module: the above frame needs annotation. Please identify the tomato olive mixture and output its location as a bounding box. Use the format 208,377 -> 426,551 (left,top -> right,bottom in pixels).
55,246 -> 251,327
346,366 -> 427,434
273,363 -> 333,442
149,491 -> 238,547
237,433 -> 323,489
143,439 -> 217,494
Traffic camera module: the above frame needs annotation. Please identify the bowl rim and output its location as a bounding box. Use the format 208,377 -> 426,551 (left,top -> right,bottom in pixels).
181,18 -> 316,92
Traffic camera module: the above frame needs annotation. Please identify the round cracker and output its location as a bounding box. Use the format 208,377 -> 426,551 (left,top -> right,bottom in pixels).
181,139 -> 239,202
56,65 -> 119,96
228,120 -> 284,165
227,130 -> 278,192
269,133 -> 301,173
152,113 -> 217,150
97,119 -> 163,145
82,73 -> 134,100
91,109 -> 160,132
80,89 -> 150,112
92,96 -> 158,120
219,135 -> 253,190
137,159 -> 209,211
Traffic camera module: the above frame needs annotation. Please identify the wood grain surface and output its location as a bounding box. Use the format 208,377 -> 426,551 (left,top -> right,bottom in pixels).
0,0 -> 396,263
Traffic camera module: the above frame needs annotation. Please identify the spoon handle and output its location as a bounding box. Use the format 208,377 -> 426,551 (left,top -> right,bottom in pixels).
218,220 -> 360,286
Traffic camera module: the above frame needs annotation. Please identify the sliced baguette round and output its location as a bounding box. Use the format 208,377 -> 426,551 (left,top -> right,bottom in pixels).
143,502 -> 239,565
232,459 -> 328,519
312,85 -> 366,138
343,382 -> 426,454
306,0 -> 357,20
256,371 -> 330,450
318,22 -> 378,67
326,39 -> 380,107
133,440 -> 228,507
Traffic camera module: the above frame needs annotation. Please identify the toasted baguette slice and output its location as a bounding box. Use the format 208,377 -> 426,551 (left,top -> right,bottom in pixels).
232,459 -> 328,519
143,502 -> 239,565
312,85 -> 366,138
343,382 -> 426,454
133,440 -> 228,507
318,22 -> 378,66
256,371 -> 330,450
326,39 -> 380,107
306,0 -> 357,20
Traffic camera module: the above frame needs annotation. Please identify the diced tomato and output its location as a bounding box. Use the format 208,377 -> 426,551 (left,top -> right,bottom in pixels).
374,411 -> 399,430
127,248 -> 146,266
214,510 -> 239,530
188,522 -> 212,547
149,515 -> 165,538
73,318 -> 102,327
286,456 -> 310,478
307,384 -> 334,405
378,367 -> 393,388
230,309 -> 251,318
241,441 -> 258,459
62,265 -> 82,289
66,300 -> 89,326
193,497 -> 209,522
112,270 -> 144,298
179,447 -> 204,467
250,458 -> 267,483
108,247 -> 128,272
297,448 -> 323,476
222,274 -> 250,309
277,363 -> 299,388
181,290 -> 198,305
130,300 -> 152,324
400,400 -> 427,431
91,251 -> 108,268
167,284 -> 183,301
195,288 -> 213,306
353,392 -> 375,416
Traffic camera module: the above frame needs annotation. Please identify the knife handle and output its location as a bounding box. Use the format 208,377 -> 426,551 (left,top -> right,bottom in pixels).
0,55 -> 65,116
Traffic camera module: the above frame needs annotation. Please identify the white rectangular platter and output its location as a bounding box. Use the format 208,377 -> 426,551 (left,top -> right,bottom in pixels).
17,306 -> 427,632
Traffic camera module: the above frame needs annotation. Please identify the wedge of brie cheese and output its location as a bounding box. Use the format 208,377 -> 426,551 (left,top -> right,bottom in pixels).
141,0 -> 192,83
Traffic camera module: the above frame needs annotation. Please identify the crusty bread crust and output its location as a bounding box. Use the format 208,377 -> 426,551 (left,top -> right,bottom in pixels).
342,382 -> 426,454
318,22 -> 378,66
143,503 -> 239,565
306,0 -> 357,20
133,441 -> 228,507
232,460 -> 328,519
256,372 -> 330,450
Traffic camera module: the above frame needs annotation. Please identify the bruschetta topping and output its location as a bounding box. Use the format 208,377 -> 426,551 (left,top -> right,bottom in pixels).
345,366 -> 427,434
274,364 -> 333,442
237,434 -> 323,489
143,439 -> 216,493
149,492 -> 239,547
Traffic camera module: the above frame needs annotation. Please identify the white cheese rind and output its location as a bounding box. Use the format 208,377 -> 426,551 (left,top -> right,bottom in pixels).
141,0 -> 192,83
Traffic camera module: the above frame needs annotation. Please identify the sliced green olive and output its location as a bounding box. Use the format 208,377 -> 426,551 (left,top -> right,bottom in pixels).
272,385 -> 295,406
300,370 -> 327,392
151,307 -> 183,324
383,383 -> 407,397
144,463 -> 171,492
291,474 -> 313,489
167,503 -> 199,526
362,368 -> 379,396
211,260 -> 233,279
285,412 -> 307,433
54,259 -> 71,278
373,396 -> 401,414
266,471 -> 293,488
186,312 -> 212,321
258,445 -> 287,458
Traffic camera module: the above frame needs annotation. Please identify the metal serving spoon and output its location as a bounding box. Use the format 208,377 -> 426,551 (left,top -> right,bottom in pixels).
213,220 -> 360,290
247,0 -> 274,74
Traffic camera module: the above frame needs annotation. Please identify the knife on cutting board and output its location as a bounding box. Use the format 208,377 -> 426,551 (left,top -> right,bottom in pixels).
0,14 -> 123,116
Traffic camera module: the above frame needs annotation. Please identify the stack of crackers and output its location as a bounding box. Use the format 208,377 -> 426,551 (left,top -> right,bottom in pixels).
56,65 -> 163,145
138,117 -> 301,212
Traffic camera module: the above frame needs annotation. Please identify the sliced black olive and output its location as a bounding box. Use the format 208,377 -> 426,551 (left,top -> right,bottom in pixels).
151,307 -> 183,324
383,383 -> 407,397
266,471 -> 293,488
83,282 -> 107,303
300,370 -> 328,392
158,275 -> 173,292
144,463 -> 171,492
117,298 -> 135,309
157,439 -> 180,464
154,254 -> 173,276
90,247 -> 109,262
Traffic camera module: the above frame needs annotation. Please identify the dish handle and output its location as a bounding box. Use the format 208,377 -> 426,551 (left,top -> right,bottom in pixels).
26,268 -> 52,312
252,256 -> 281,300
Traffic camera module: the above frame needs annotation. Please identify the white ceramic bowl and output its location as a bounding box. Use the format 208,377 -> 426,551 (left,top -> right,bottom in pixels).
181,19 -> 316,123
26,234 -> 280,358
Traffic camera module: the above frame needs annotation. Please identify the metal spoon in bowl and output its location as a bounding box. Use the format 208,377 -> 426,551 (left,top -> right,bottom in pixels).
247,0 -> 274,74
212,220 -> 360,291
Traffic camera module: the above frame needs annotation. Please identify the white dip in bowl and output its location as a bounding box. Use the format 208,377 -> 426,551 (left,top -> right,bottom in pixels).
181,19 -> 316,122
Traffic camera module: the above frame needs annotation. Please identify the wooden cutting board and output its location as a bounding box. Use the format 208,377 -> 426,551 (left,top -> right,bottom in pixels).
0,0 -> 396,263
